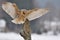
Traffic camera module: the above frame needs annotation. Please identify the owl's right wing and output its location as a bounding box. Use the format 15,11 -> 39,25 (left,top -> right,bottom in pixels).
2,2 -> 19,19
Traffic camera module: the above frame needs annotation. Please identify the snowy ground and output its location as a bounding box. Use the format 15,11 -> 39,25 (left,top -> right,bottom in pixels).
0,32 -> 60,40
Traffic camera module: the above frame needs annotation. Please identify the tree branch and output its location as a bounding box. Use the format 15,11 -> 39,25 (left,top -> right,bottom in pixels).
20,19 -> 31,40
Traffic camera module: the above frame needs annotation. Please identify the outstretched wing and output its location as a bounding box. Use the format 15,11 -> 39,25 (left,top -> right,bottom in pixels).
2,2 -> 18,19
2,2 -> 49,24
27,8 -> 49,21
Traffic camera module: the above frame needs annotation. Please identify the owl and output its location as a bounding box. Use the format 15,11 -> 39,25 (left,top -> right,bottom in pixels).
2,2 -> 49,24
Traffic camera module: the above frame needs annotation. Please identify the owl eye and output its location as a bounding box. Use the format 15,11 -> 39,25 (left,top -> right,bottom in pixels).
23,12 -> 25,15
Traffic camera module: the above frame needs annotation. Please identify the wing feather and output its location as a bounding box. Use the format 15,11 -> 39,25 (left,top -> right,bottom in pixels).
2,2 -> 18,19
27,9 -> 49,21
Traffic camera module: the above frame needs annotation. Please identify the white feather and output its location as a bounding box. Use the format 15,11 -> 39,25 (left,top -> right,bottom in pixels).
27,9 -> 48,21
2,2 -> 17,19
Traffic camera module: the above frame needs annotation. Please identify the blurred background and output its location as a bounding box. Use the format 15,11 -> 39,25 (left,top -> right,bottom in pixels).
0,0 -> 60,36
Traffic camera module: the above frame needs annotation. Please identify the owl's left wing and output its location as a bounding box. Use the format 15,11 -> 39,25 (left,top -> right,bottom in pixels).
26,8 -> 49,21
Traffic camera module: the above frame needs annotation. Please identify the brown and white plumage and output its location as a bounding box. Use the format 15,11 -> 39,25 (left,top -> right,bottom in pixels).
2,2 -> 49,24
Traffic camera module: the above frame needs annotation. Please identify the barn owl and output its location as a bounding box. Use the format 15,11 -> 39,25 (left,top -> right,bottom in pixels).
2,2 -> 49,24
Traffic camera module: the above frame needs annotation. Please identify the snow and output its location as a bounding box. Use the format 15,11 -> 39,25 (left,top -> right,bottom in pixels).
32,34 -> 59,40
0,32 -> 23,40
0,19 -> 6,27
0,32 -> 60,40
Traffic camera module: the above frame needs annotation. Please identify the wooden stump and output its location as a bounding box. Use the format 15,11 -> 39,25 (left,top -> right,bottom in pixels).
20,19 -> 31,40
